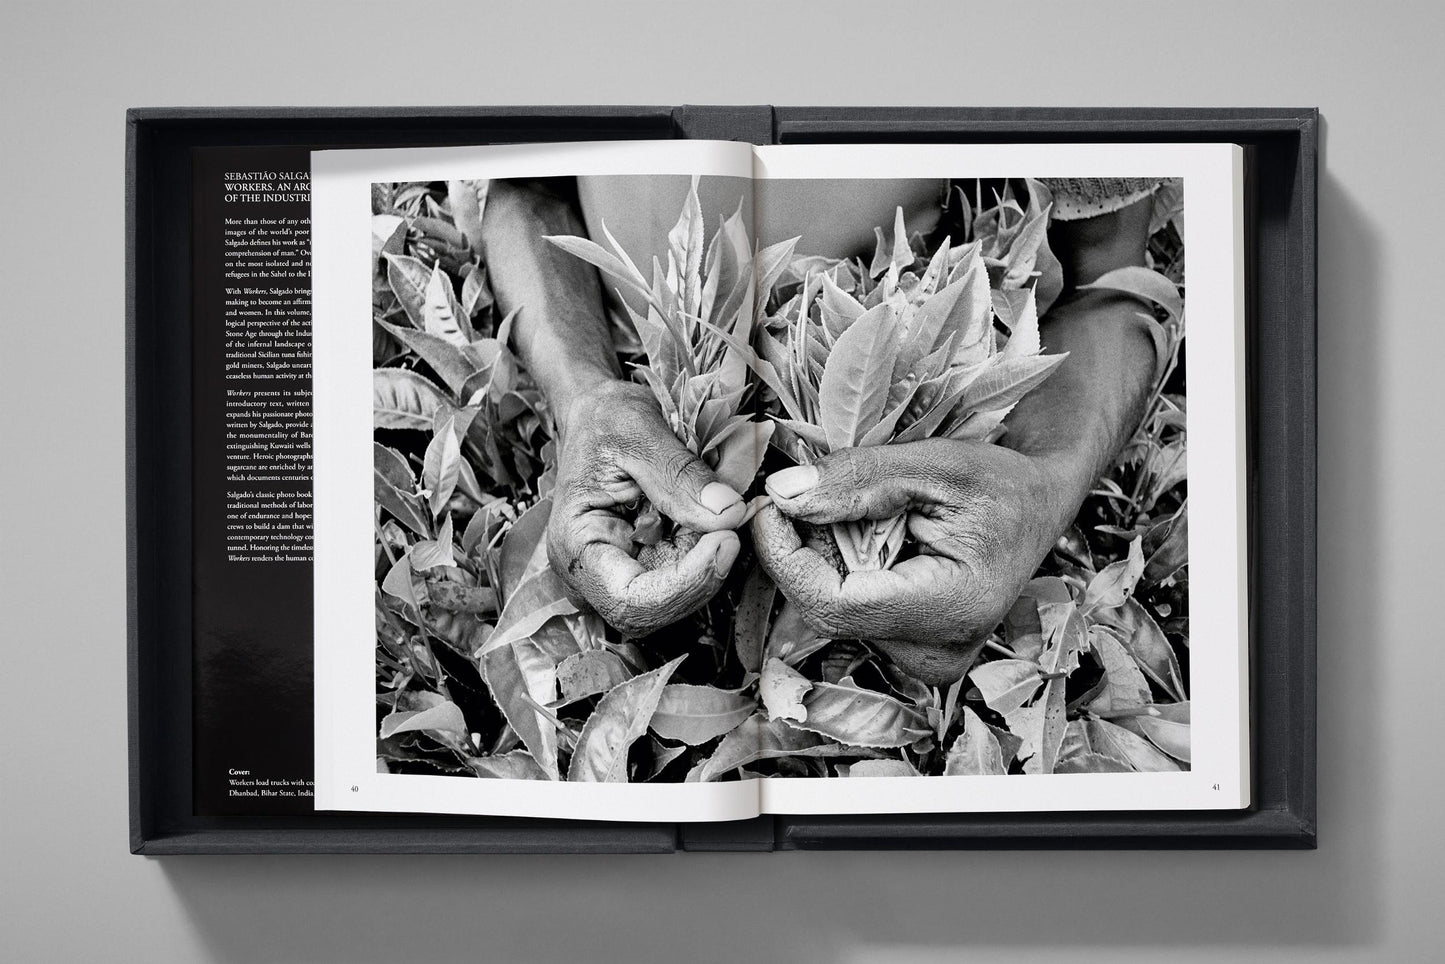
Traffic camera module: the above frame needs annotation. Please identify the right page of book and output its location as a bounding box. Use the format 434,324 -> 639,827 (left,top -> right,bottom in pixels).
747,142 -> 1248,814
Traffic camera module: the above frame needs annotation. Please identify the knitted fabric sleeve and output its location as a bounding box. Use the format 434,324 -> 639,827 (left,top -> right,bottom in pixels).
1036,177 -> 1180,387
1039,176 -> 1182,228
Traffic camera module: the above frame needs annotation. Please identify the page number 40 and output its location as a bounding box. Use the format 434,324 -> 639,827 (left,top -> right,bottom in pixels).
351,785 -> 359,792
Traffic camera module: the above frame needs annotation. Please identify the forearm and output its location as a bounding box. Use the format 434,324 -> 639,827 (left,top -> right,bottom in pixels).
480,179 -> 621,430
1001,290 -> 1158,534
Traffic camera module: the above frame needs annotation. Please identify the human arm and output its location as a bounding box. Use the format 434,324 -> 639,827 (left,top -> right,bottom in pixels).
752,196 -> 1161,683
480,179 -> 746,635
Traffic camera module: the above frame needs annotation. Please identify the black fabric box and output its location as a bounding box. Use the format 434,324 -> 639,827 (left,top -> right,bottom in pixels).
128,105 -> 1317,852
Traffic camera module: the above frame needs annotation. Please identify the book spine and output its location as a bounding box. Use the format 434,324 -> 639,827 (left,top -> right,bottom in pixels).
671,105 -> 776,145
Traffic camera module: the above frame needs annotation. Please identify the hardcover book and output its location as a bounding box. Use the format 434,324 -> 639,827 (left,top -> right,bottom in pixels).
242,138 -> 1241,822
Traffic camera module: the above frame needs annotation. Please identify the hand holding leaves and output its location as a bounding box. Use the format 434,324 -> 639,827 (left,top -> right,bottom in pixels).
753,438 -> 1067,685
549,380 -> 746,636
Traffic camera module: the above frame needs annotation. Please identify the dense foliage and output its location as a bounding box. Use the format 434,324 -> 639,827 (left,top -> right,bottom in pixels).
371,177 -> 1190,782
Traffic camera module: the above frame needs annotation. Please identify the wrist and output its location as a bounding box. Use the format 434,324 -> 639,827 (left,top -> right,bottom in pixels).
554,372 -> 635,440
1028,448 -> 1099,545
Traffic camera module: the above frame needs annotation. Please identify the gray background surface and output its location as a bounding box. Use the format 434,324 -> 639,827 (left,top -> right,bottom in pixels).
2,1 -> 1438,961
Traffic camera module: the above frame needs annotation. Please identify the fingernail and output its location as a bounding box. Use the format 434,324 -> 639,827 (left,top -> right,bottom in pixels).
700,481 -> 744,515
712,537 -> 740,577
766,465 -> 818,500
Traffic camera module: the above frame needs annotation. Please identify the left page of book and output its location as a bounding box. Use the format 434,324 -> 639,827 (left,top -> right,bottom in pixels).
191,147 -> 317,814
311,140 -> 764,821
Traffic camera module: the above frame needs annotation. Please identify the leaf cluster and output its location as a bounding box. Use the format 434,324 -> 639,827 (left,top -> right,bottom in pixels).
740,192 -> 1066,569
371,177 -> 1191,782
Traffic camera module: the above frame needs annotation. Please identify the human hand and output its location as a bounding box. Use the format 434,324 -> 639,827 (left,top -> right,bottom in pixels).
549,380 -> 746,636
752,439 -> 1071,684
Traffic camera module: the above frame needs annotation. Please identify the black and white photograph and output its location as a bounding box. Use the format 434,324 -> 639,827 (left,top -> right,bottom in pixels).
352,151 -> 1205,797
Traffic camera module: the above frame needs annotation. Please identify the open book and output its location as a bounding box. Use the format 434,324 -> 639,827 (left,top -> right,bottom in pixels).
311,140 -> 1247,821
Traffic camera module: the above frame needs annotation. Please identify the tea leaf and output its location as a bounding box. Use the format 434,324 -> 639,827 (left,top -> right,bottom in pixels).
761,656 -> 811,723
460,263 -> 492,317
869,206 -> 914,278
908,258 -> 989,361
794,677 -> 930,748
1033,667 -> 1071,776
754,237 -> 801,321
1002,703 -> 1045,770
968,659 -> 1042,715
766,598 -> 827,665
479,631 -> 559,779
498,498 -> 551,603
1119,702 -> 1190,763
953,352 -> 1068,418
770,417 -> 830,454
423,416 -> 461,516
1146,440 -> 1188,508
372,214 -> 406,262
943,706 -> 1007,775
1143,504 -> 1189,584
373,442 -> 414,488
477,595 -> 577,660
544,234 -> 653,303
995,288 -> 1040,359
468,750 -> 549,781
718,566 -> 771,677
889,378 -> 974,445
379,701 -> 467,744
1081,265 -> 1183,323
384,253 -> 432,328
1055,750 -> 1133,774
1001,207 -> 1050,288
458,339 -> 510,404
711,420 -> 773,492
426,577 -> 497,615
857,376 -> 924,447
697,713 -> 858,782
650,684 -> 754,745
667,176 -> 705,317
1082,536 -> 1146,612
838,759 -> 920,778
1100,598 -> 1186,700
374,455 -> 429,538
556,649 -> 632,704
568,656 -> 685,782
373,368 -> 448,431
1085,717 -> 1182,772
1003,594 -> 1047,661
818,304 -> 901,449
643,738 -> 690,781
703,201 -> 752,328
1086,626 -> 1153,712
422,261 -> 472,346
819,271 -> 865,340
409,514 -> 455,570
376,320 -> 479,397
447,179 -> 487,252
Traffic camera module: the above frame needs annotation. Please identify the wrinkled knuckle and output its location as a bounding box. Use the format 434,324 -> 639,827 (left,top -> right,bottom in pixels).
831,448 -> 881,492
795,588 -> 844,638
948,577 -> 1004,643
798,604 -> 839,639
546,521 -> 580,572
659,447 -> 703,488
599,596 -> 646,635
